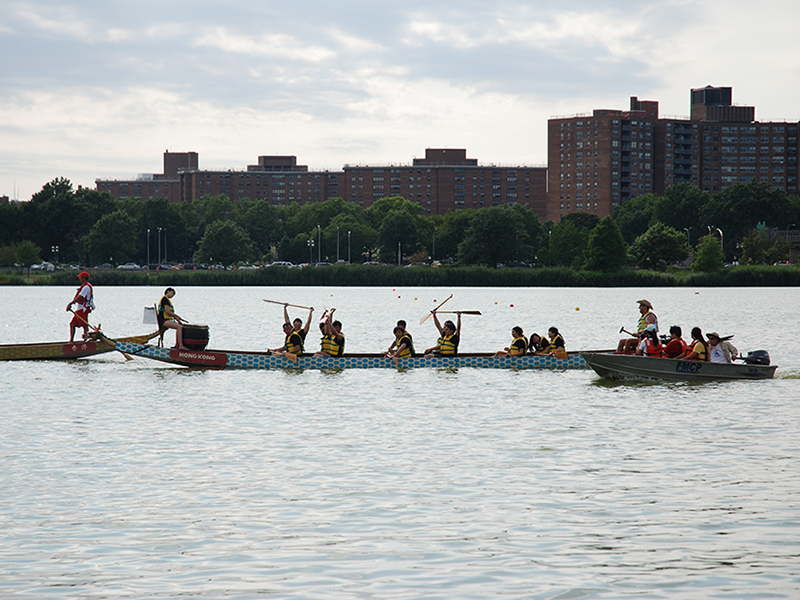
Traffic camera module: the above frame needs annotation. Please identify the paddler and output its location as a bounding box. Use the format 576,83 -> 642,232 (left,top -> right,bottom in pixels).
386,324 -> 415,359
268,322 -> 303,357
494,326 -> 527,357
314,308 -> 345,357
615,299 -> 658,354
157,287 -> 186,349
546,326 -> 567,358
284,303 -> 314,348
66,271 -> 94,341
423,311 -> 461,357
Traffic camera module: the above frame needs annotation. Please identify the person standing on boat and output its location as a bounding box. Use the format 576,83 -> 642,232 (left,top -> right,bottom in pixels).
269,322 -> 303,356
678,327 -> 709,361
386,325 -> 415,359
424,312 -> 461,357
284,303 -> 313,350
615,299 -> 658,354
66,271 -> 94,342
314,309 -> 345,357
494,326 -> 527,357
157,287 -> 186,349
662,325 -> 689,359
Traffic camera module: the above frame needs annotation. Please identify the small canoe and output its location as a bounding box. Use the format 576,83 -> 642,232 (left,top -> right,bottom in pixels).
0,332 -> 159,361
581,352 -> 777,382
113,340 -> 605,370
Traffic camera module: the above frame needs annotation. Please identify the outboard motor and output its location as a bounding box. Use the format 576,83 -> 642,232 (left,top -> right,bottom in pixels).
742,350 -> 770,365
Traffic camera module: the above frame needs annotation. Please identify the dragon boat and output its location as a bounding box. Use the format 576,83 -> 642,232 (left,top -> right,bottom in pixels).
0,332 -> 158,361
112,339 -> 602,370
581,351 -> 777,382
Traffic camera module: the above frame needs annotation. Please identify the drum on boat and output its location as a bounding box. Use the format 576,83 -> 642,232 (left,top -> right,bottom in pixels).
182,324 -> 209,350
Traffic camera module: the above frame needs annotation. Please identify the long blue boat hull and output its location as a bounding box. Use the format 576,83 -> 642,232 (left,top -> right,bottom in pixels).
115,341 -> 595,370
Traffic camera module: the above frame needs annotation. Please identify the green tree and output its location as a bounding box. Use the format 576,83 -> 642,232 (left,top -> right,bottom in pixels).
378,209 -> 424,263
193,220 -> 255,266
613,193 -> 657,243
549,219 -> 589,268
692,234 -> 724,272
653,183 -> 711,236
584,217 -> 628,272
83,210 -> 137,265
432,210 -> 475,262
457,206 -> 534,267
15,240 -> 41,275
628,222 -> 689,271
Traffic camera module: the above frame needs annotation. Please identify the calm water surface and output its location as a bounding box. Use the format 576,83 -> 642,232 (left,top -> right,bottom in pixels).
1,286 -> 799,599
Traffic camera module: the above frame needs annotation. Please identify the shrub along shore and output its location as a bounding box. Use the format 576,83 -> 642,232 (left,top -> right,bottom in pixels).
4,264 -> 800,287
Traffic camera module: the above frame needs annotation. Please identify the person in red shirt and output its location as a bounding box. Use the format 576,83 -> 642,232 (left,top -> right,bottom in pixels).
662,325 -> 689,359
66,271 -> 94,341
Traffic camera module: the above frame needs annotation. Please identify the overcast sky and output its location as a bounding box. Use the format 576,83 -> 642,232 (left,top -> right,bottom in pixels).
2,0 -> 799,200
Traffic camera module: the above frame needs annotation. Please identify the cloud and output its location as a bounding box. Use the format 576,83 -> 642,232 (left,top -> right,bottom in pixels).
193,27 -> 337,63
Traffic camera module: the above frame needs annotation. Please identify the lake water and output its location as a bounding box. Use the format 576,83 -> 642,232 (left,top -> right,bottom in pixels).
1,285 -> 799,599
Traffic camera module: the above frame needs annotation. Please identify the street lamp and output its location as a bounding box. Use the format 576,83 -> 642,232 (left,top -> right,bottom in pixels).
317,225 -> 321,263
716,227 -> 723,255
157,227 -> 162,267
683,227 -> 692,247
337,226 -> 340,262
307,239 -> 315,263
146,229 -> 150,271
164,228 -> 167,265
347,230 -> 351,264
51,245 -> 59,264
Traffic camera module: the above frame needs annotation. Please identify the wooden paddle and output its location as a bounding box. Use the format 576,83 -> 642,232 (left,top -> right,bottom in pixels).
619,326 -> 638,337
432,310 -> 482,316
420,294 -> 453,325
69,309 -> 133,360
263,299 -> 314,310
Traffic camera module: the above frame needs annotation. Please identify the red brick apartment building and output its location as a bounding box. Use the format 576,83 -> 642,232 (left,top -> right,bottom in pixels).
342,149 -> 547,217
96,149 -> 548,219
547,86 -> 799,221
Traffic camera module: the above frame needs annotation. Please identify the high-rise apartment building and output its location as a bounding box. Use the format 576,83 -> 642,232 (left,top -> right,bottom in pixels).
547,87 -> 799,221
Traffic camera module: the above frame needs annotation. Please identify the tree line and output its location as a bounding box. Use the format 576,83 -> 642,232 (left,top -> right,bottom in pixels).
1,177 -> 797,273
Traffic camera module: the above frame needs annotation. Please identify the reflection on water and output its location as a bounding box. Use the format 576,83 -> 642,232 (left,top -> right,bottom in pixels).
1,286 -> 799,598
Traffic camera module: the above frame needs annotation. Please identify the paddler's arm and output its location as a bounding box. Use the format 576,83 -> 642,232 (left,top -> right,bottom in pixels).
432,312 -> 444,334
302,306 -> 314,336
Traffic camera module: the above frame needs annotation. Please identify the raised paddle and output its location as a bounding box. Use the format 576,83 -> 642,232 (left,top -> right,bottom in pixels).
263,299 -> 314,311
420,294 -> 453,325
432,310 -> 482,316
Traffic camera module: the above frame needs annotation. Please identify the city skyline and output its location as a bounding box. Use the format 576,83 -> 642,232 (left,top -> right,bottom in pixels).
2,0 -> 800,201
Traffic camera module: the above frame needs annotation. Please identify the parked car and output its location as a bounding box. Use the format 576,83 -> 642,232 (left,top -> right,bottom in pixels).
117,262 -> 140,270
95,263 -> 113,270
268,261 -> 295,268
31,262 -> 55,272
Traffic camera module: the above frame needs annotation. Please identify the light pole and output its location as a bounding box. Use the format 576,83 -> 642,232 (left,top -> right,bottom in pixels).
683,227 -> 691,247
347,230 -> 351,264
337,226 -> 340,262
317,225 -> 321,263
397,240 -> 401,266
51,245 -> 59,264
432,229 -> 436,262
146,229 -> 150,271
307,239 -> 315,263
157,227 -> 162,267
164,228 -> 167,265
716,227 -> 723,255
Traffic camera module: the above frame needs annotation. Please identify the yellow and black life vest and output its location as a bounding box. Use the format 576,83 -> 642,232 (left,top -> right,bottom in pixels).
510,335 -> 528,356
437,333 -> 458,356
285,332 -> 302,354
395,333 -> 414,358
321,332 -> 345,357
637,310 -> 658,334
